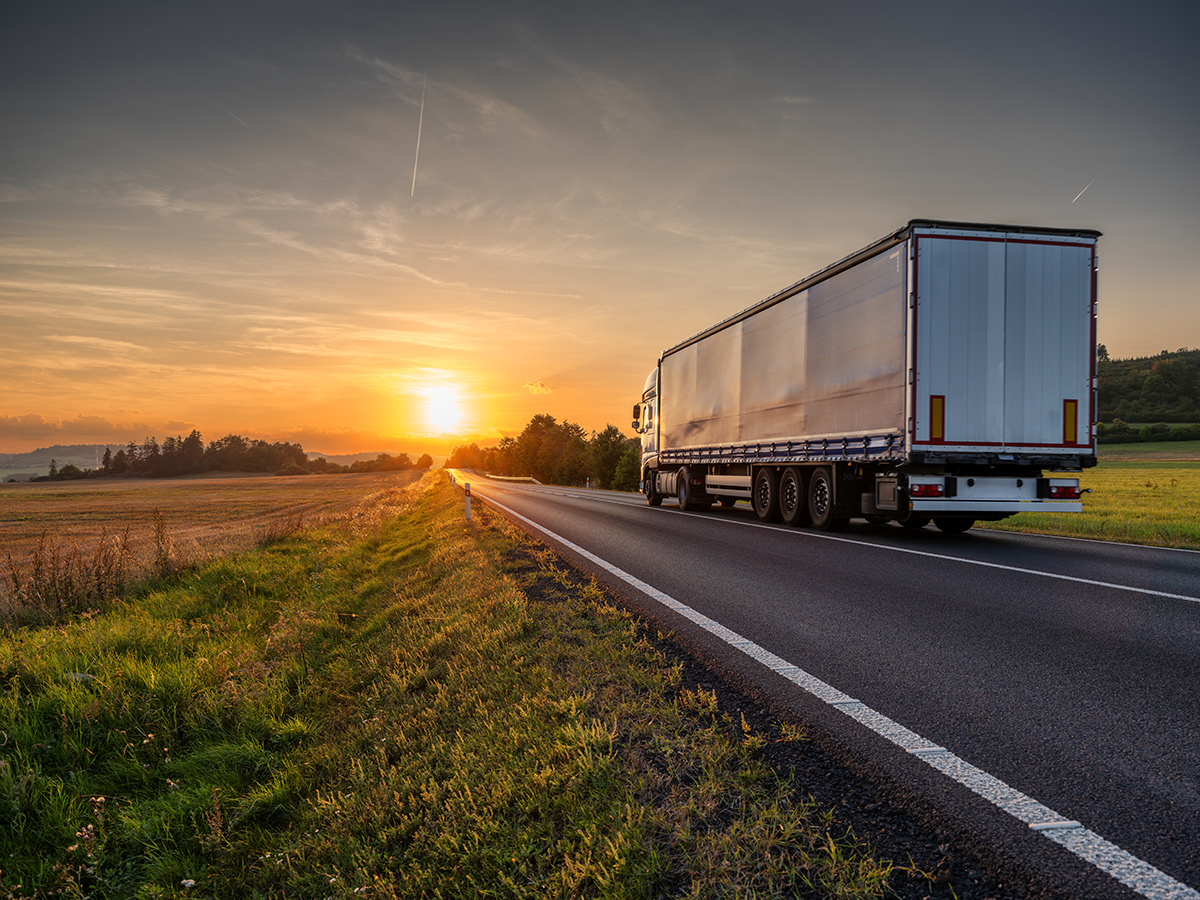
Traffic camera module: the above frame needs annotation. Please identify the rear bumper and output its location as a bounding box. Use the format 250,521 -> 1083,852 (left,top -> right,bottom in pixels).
909,499 -> 1082,514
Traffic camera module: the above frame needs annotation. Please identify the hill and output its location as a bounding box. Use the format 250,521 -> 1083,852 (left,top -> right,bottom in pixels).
0,444 -> 123,481
1098,346 -> 1200,423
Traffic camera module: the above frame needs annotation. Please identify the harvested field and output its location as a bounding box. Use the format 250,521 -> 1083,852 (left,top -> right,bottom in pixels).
0,470 -> 425,576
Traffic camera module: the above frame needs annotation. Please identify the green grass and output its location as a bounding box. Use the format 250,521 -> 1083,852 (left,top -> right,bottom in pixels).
1098,439 -> 1200,460
987,460 -> 1200,549
1,474 -> 897,898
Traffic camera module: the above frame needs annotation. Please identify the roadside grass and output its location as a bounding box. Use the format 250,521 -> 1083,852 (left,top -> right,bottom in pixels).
985,460 -> 1200,549
1,473 -> 897,898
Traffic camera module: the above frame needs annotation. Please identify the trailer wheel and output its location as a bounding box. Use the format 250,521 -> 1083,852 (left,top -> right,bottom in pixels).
752,468 -> 782,523
808,467 -> 848,532
934,517 -> 975,534
779,468 -> 810,527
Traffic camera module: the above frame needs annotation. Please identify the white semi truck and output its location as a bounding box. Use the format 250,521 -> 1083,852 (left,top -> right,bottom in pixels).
632,219 -> 1100,533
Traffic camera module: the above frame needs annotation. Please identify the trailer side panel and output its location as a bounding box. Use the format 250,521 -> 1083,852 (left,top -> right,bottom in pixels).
660,245 -> 908,453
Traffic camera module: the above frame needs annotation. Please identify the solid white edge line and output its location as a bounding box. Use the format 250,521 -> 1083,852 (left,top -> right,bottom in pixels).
473,486 -> 1200,900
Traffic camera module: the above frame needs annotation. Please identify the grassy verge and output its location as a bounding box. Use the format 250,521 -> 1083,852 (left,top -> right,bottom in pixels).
985,460 -> 1200,549
1,473 -> 896,898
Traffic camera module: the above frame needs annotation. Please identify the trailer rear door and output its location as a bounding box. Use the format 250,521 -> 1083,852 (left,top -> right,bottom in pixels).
911,225 -> 1097,456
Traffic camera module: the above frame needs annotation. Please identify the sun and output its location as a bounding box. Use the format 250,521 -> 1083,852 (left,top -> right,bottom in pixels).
423,385 -> 465,433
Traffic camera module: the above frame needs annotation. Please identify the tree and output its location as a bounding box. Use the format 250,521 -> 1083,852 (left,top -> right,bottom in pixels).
445,443 -> 486,470
589,425 -> 629,489
611,443 -> 641,492
48,458 -> 58,478
180,430 -> 204,471
101,447 -> 112,474
416,453 -> 433,469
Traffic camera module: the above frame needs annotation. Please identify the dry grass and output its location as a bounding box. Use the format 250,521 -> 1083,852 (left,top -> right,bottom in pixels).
0,471 -> 424,625
0,471 -> 422,569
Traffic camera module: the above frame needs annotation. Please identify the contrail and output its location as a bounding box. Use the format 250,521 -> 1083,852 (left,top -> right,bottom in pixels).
215,102 -> 250,130
1072,162 -> 1110,203
411,75 -> 426,197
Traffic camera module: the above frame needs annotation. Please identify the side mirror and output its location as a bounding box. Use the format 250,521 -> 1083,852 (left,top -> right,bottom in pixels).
631,403 -> 642,433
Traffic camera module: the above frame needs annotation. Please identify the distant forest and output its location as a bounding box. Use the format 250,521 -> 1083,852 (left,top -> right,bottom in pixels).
1097,346 -> 1200,443
19,431 -> 432,482
445,415 -> 640,491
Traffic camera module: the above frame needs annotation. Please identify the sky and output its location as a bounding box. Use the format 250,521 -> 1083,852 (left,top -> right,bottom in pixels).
2,1 -> 1198,455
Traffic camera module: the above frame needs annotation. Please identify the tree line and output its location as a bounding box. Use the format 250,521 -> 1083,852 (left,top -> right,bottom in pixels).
35,431 -> 433,481
444,414 -> 640,491
1098,346 -> 1200,426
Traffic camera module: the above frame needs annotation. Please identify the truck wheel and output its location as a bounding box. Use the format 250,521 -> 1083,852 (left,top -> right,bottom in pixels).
808,467 -> 848,532
899,515 -> 931,529
645,473 -> 662,507
779,468 -> 810,527
934,517 -> 975,534
752,468 -> 782,523
677,467 -> 712,512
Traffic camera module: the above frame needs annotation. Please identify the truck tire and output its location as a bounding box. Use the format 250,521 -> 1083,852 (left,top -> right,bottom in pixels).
677,467 -> 712,512
899,515 -> 931,529
752,468 -> 782,523
779,467 -> 810,527
645,472 -> 662,507
934,517 -> 975,534
808,466 -> 848,532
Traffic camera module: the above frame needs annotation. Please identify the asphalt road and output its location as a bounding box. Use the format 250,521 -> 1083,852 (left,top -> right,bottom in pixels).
456,474 -> 1200,900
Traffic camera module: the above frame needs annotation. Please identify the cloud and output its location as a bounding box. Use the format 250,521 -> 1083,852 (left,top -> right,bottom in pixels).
0,412 -> 199,450
46,335 -> 149,353
523,380 -> 552,394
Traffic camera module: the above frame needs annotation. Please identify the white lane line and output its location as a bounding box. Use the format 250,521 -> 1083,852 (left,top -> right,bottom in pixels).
482,480 -> 1200,604
474,488 -> 1200,900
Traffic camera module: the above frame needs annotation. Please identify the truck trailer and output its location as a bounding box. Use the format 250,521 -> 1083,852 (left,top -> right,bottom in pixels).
632,219 -> 1100,533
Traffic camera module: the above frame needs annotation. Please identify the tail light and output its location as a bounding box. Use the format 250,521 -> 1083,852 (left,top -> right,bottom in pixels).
910,483 -> 944,498
1049,485 -> 1082,500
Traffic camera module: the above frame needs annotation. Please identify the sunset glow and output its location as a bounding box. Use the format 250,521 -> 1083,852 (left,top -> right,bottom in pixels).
2,3 -> 1197,457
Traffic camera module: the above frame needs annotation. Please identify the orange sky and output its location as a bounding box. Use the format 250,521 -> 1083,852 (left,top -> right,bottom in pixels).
2,2 -> 1198,455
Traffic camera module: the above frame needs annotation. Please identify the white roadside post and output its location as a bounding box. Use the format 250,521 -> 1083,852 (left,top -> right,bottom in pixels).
465,482 -> 471,521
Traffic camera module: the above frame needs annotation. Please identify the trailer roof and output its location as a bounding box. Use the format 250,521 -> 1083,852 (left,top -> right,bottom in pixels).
661,219 -> 1102,360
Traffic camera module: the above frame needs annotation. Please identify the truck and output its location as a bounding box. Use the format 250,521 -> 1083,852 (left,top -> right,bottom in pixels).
631,219 -> 1100,533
